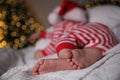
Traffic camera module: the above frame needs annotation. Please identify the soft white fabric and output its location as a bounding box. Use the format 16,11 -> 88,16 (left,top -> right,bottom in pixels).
0,41 -> 120,80
0,47 -> 36,76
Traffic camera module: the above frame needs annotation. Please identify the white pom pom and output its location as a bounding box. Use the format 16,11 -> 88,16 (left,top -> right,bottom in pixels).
48,6 -> 61,25
48,12 -> 61,25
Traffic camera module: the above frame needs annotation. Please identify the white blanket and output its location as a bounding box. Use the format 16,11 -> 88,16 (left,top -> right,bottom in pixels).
0,40 -> 120,80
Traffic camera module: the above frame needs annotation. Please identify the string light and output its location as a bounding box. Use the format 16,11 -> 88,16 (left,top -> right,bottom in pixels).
0,0 -> 44,49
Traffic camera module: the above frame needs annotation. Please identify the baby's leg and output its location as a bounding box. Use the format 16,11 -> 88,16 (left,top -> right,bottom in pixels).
32,58 -> 78,75
71,48 -> 103,69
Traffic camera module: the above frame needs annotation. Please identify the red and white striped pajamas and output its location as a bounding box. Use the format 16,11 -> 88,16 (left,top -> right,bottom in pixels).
40,20 -> 117,56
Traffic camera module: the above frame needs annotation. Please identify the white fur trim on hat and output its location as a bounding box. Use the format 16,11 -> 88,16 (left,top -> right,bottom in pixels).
48,6 -> 62,25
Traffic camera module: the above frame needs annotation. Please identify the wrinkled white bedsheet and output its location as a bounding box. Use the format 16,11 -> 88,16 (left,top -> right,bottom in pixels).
0,39 -> 120,80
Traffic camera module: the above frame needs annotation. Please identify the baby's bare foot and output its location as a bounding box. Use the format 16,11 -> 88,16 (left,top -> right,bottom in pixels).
71,48 -> 103,69
32,60 -> 44,76
58,49 -> 73,58
32,58 -> 78,75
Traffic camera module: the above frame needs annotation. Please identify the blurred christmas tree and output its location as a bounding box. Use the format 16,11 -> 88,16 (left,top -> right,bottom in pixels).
0,0 -> 43,49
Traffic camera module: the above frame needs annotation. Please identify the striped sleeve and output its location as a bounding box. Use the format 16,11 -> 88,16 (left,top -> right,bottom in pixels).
40,31 -> 53,39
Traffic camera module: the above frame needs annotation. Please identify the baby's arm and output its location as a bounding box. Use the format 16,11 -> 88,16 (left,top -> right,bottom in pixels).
28,32 -> 40,43
40,31 -> 53,39
29,30 -> 54,43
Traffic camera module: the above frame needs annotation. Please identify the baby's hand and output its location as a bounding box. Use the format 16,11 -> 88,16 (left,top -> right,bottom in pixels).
34,50 -> 44,59
28,32 -> 40,43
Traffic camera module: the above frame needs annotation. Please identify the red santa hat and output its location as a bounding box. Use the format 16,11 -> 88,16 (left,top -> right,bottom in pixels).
58,0 -> 86,16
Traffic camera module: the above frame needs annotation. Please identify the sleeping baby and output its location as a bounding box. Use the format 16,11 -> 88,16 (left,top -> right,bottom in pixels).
29,0 -> 118,75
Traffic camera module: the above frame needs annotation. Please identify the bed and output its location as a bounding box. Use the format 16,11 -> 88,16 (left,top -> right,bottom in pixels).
0,4 -> 120,80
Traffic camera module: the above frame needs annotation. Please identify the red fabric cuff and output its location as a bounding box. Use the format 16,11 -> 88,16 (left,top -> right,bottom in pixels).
56,43 -> 77,53
39,31 -> 46,38
41,50 -> 48,56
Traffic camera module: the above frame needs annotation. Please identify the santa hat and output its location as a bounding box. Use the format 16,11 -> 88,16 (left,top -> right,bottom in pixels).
48,0 -> 87,25
58,0 -> 86,16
